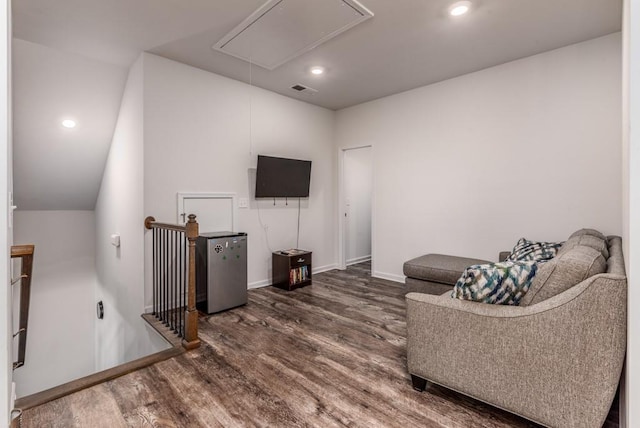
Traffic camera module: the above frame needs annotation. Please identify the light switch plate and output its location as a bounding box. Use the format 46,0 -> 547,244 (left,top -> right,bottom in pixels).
238,198 -> 249,209
110,234 -> 121,247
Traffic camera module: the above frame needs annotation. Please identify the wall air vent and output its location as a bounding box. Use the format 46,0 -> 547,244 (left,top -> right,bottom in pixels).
290,84 -> 318,95
213,0 -> 373,70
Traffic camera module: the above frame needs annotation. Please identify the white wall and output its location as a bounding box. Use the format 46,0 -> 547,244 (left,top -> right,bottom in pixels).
344,147 -> 372,264
142,53 -> 336,296
94,55 -> 167,372
623,0 -> 639,426
335,33 -> 623,281
0,0 -> 10,423
12,211 -> 96,397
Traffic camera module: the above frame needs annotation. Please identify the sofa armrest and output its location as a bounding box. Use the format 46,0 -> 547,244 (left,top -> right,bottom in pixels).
498,251 -> 511,262
406,273 -> 626,428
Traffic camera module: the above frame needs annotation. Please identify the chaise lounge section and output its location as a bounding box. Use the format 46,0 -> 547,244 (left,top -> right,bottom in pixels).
403,254 -> 491,295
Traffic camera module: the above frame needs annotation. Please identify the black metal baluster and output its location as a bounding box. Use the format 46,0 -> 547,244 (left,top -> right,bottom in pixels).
156,228 -> 160,317
163,230 -> 169,326
177,231 -> 180,336
170,229 -> 174,330
163,228 -> 168,325
171,230 -> 176,332
160,229 -> 163,323
175,230 -> 179,333
159,228 -> 163,321
167,230 -> 170,328
181,232 -> 185,337
174,231 -> 178,333
155,228 -> 158,316
159,229 -> 167,322
168,229 -> 171,326
152,228 -> 156,316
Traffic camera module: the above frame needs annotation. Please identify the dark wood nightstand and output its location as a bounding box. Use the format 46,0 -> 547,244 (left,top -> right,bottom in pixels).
272,250 -> 312,290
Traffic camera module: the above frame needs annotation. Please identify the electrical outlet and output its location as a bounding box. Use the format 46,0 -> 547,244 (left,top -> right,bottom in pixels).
238,198 -> 249,209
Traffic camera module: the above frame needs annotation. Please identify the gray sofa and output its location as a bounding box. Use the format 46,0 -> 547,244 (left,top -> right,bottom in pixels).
405,231 -> 627,428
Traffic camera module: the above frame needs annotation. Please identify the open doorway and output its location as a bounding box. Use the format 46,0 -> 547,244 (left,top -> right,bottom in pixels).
339,146 -> 373,273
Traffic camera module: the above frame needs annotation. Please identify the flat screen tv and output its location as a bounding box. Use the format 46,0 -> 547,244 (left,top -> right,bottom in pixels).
255,155 -> 312,198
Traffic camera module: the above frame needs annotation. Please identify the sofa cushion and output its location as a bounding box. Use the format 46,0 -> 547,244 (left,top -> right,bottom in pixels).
521,246 -> 607,306
506,238 -> 562,263
403,254 -> 490,285
451,261 -> 539,305
557,234 -> 609,259
569,228 -> 607,241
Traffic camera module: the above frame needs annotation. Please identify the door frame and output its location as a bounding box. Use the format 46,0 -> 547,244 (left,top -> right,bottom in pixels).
177,192 -> 237,232
338,145 -> 374,271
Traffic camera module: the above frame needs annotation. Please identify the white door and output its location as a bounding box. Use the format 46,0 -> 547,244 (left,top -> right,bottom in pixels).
178,193 -> 237,233
343,147 -> 372,266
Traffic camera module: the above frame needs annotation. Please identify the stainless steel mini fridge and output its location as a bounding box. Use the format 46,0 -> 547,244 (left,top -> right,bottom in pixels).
195,232 -> 248,314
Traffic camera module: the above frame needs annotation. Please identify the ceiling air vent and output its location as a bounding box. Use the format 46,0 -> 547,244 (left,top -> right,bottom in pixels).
290,84 -> 318,95
213,0 -> 373,70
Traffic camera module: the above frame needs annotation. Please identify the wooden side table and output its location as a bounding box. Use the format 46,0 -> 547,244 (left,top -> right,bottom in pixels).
272,250 -> 312,290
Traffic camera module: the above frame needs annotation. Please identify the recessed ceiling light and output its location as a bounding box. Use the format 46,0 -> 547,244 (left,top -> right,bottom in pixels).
449,1 -> 472,16
310,66 -> 325,75
61,119 -> 76,128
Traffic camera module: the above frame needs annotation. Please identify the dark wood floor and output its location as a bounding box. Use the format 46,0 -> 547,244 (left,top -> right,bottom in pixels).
21,262 -> 618,427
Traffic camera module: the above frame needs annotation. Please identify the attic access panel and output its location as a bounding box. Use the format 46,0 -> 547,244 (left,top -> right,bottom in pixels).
213,0 -> 373,70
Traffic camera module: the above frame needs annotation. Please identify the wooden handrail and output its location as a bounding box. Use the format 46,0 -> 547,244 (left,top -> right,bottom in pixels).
144,216 -> 186,232
11,245 -> 34,258
11,244 -> 35,370
144,215 -> 200,350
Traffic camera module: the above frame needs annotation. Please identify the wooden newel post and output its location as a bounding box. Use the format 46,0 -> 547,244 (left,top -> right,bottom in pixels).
183,214 -> 201,350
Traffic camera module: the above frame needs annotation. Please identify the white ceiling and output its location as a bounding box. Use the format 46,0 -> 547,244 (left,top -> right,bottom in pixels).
11,0 -> 622,210
150,0 -> 622,110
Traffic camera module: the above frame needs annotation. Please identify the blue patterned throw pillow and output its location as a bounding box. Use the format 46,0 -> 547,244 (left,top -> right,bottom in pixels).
451,261 -> 538,305
506,238 -> 563,263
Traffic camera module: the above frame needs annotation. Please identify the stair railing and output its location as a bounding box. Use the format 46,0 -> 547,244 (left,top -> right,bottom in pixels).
144,214 -> 200,350
11,244 -> 35,369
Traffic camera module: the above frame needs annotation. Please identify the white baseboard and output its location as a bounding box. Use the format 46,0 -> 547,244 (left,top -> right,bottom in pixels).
248,278 -> 271,289
313,263 -> 338,274
346,255 -> 371,266
10,381 -> 15,413
372,271 -> 405,284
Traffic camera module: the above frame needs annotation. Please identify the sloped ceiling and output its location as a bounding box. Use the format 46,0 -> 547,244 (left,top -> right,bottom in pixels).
12,0 -> 622,210
12,0 -> 265,67
12,39 -> 127,210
